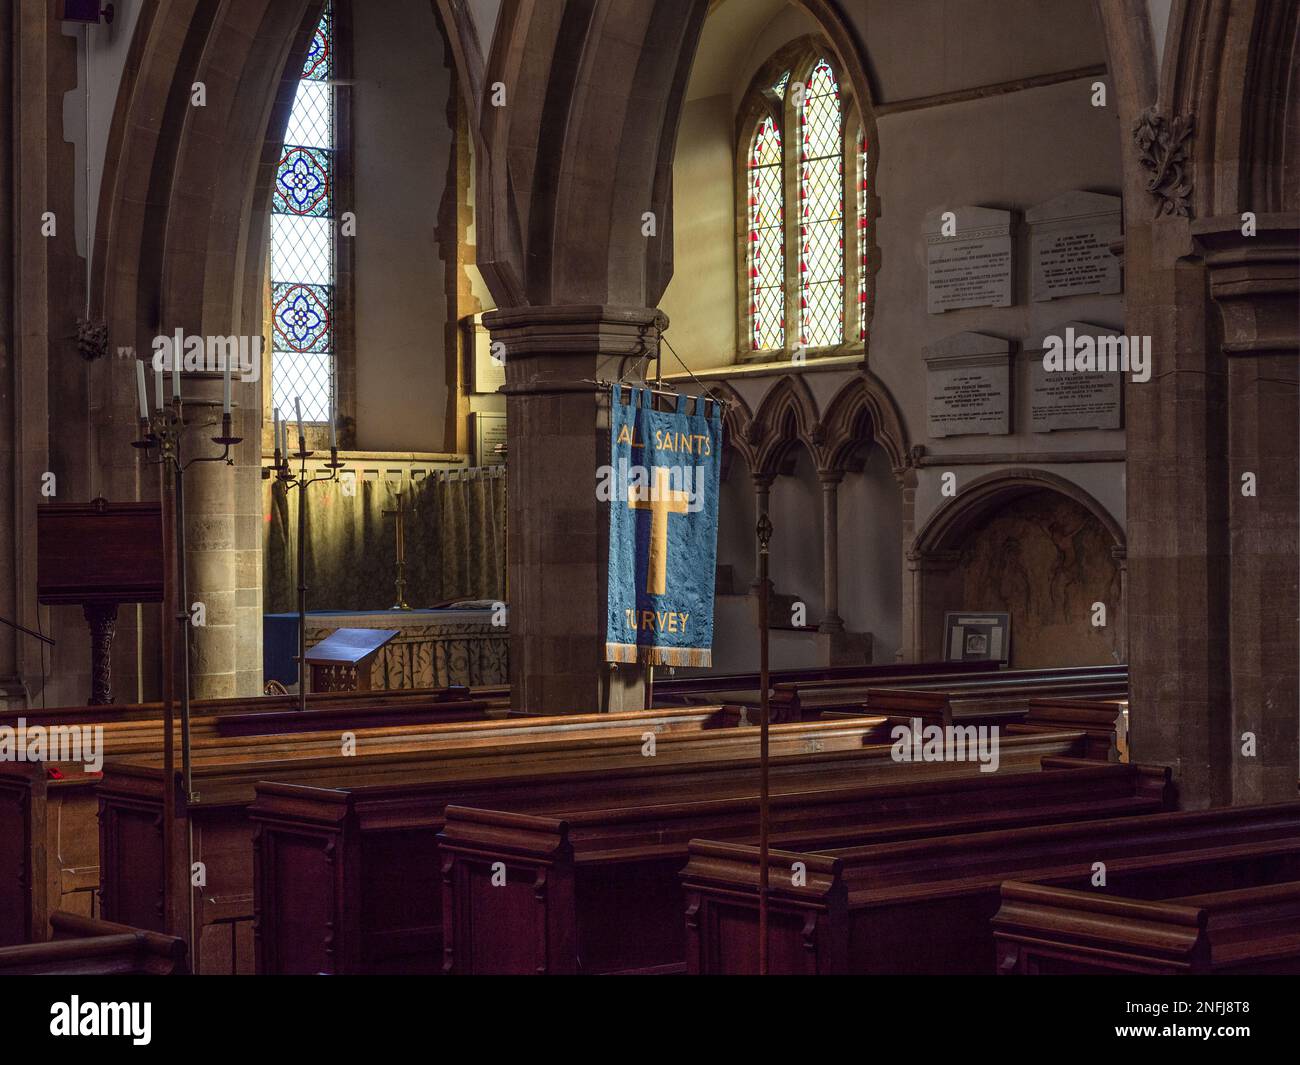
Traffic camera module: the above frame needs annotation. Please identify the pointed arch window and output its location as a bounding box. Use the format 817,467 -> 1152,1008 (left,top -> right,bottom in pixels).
799,59 -> 844,347
748,115 -> 785,352
737,46 -> 872,362
270,3 -> 337,425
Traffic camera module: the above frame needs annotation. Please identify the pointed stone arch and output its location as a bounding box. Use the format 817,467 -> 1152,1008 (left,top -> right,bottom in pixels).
749,374 -> 821,478
815,369 -> 910,477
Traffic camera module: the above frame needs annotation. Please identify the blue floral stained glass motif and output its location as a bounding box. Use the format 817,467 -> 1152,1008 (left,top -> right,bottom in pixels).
275,147 -> 332,216
273,283 -> 332,353
302,11 -> 332,80
271,4 -> 334,424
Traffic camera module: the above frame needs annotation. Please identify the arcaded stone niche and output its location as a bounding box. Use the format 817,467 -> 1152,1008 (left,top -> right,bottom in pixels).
957,490 -> 1121,668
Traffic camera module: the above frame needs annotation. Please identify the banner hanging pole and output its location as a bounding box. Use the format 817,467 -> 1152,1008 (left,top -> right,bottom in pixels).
756,510 -> 773,976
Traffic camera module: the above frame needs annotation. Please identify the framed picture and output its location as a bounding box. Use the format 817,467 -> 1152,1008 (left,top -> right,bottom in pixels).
471,412 -> 507,466
943,611 -> 1011,665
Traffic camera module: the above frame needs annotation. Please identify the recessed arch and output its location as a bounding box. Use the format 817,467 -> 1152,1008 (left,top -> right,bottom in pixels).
914,468 -> 1125,556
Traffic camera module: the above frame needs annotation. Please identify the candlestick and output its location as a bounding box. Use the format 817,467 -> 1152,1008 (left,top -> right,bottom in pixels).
135,361 -> 149,419
154,367 -> 164,411
222,352 -> 232,414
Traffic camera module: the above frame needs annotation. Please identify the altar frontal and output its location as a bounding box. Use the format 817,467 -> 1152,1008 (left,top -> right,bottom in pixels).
604,386 -> 722,667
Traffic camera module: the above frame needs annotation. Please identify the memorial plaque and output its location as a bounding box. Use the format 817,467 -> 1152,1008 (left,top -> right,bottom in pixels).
1024,321 -> 1123,432
472,411 -> 507,465
925,206 -> 1014,314
465,313 -> 506,394
1027,191 -> 1122,302
923,332 -> 1012,438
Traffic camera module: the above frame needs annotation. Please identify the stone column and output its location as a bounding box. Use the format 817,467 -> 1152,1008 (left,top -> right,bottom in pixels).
484,305 -> 665,715
1194,215 -> 1300,805
1124,217 -> 1233,809
817,471 -> 844,634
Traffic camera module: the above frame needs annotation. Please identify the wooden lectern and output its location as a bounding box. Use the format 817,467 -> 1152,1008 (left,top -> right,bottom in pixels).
37,499 -> 164,704
303,627 -> 398,694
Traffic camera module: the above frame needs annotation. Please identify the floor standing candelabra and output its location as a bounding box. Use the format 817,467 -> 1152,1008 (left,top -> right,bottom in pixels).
270,406 -> 344,712
131,362 -> 241,949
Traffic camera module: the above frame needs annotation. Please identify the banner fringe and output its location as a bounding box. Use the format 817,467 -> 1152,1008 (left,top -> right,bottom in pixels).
605,643 -> 712,669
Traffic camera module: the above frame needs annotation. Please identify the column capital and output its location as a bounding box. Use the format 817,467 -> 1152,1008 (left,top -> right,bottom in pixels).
484,304 -> 670,360
1192,214 -> 1300,358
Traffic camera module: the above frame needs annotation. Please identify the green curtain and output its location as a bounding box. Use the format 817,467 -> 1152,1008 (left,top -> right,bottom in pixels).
264,467 -> 507,613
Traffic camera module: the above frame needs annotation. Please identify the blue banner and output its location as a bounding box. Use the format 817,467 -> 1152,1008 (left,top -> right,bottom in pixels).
605,386 -> 722,667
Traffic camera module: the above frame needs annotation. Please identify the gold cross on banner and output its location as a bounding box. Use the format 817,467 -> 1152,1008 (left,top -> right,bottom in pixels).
628,467 -> 691,596
383,490 -> 412,610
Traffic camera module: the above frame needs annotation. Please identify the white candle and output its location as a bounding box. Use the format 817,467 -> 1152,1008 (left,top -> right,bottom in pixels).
135,361 -> 149,419
154,368 -> 164,411
172,349 -> 181,398
294,397 -> 305,451
329,415 -> 337,451
222,351 -> 232,414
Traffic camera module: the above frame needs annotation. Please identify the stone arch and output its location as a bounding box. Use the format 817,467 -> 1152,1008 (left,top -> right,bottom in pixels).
749,374 -> 821,478
442,0 -> 879,313
914,469 -> 1125,556
905,469 -> 1126,665
815,370 -> 910,476
89,0 -> 329,698
706,380 -> 757,476
1160,0 -> 1299,217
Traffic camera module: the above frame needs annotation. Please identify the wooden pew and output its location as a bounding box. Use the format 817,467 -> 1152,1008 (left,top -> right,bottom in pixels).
0,690 -> 511,938
0,703 -> 748,948
0,912 -> 187,976
679,799 -> 1300,974
0,683 -> 506,730
772,664 -> 1128,719
993,879 -> 1300,975
99,711 -> 900,972
652,659 -> 1001,706
249,726 -> 1103,974
437,759 -> 1172,974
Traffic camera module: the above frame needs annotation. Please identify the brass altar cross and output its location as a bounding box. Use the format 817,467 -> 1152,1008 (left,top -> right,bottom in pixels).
628,467 -> 691,596
383,490 -> 413,610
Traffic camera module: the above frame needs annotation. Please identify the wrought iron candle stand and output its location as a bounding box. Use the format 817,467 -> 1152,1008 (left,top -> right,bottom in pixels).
271,432 -> 345,712
133,401 -> 242,802
132,398 -> 240,953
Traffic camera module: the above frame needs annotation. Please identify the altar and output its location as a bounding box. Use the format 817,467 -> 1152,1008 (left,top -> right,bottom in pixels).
264,603 -> 508,691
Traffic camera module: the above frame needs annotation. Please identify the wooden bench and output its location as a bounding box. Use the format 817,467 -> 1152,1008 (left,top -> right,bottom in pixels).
0,911 -> 187,976
99,711 -> 898,973
680,800 -> 1300,974
993,878 -> 1300,974
652,659 -> 1001,706
248,726 -> 1102,974
771,664 -> 1128,719
437,758 -> 1172,974
0,702 -> 752,949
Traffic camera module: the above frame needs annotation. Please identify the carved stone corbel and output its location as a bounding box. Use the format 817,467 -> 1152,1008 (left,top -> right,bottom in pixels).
1132,107 -> 1194,218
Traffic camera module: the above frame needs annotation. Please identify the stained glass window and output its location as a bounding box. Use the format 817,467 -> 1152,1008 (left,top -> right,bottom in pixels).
772,70 -> 791,97
270,4 -> 335,424
748,115 -> 785,351
799,59 -> 844,348
858,126 -> 868,341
